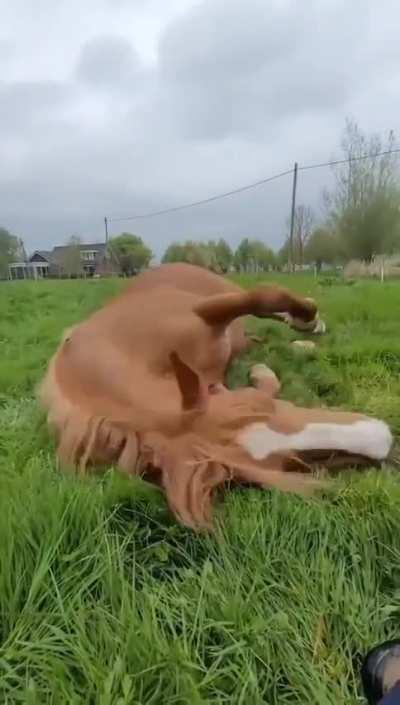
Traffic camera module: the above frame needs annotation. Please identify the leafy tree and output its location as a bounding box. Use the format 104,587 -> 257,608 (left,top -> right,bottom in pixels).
162,242 -> 186,264
234,239 -> 275,272
304,228 -> 340,272
277,239 -> 294,269
233,238 -> 252,272
248,240 -> 276,271
109,233 -> 153,276
184,241 -> 215,269
0,226 -> 26,278
163,238 -> 271,274
335,190 -> 400,262
61,235 -> 83,277
212,238 -> 233,273
162,239 -> 231,272
325,119 -> 400,261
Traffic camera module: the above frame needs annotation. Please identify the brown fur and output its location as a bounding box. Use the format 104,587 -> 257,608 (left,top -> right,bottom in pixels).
39,263 -> 390,529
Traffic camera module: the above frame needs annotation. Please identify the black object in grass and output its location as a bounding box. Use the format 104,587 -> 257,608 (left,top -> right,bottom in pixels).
361,640 -> 400,704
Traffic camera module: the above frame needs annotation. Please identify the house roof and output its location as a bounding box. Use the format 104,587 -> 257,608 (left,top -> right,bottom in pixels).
51,243 -> 107,263
18,243 -> 108,267
29,250 -> 52,262
52,243 -> 106,252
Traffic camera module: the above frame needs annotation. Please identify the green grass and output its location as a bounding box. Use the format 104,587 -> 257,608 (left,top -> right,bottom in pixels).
0,274 -> 400,704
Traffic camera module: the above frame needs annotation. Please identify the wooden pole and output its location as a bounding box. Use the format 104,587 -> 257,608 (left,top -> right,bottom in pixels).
289,162 -> 298,273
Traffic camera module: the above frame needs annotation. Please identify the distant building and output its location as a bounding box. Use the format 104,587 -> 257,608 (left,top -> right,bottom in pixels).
8,243 -> 117,280
8,250 -> 52,280
51,242 -> 109,277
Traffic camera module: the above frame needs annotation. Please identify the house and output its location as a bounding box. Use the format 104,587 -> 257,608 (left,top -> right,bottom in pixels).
51,243 -> 109,277
8,250 -> 52,280
9,243 -> 115,280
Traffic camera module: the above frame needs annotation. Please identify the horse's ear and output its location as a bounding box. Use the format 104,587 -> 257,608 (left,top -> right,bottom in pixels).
170,352 -> 208,412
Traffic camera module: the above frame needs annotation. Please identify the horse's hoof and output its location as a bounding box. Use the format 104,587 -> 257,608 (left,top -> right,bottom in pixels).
312,318 -> 326,334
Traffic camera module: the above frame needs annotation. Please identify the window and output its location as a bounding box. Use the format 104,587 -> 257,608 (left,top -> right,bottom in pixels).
83,264 -> 95,277
80,250 -> 97,261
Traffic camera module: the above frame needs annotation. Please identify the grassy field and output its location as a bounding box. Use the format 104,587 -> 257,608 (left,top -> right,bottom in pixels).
0,273 -> 400,704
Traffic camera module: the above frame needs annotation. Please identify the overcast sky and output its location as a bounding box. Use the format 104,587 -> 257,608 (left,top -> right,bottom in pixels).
1,0 -> 399,258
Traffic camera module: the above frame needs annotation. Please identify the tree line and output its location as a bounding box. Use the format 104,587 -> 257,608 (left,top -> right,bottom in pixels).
1,119 -> 400,279
162,120 -> 400,272
0,228 -> 27,279
162,237 -> 277,273
282,120 -> 400,270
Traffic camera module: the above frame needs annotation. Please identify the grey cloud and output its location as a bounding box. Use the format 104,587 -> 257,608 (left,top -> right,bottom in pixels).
0,39 -> 15,62
0,80 -> 74,135
160,0 -> 302,82
76,35 -> 141,89
158,0 -> 371,140
1,0 -> 399,258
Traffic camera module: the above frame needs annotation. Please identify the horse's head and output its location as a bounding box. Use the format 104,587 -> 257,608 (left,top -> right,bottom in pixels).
142,355 -> 393,530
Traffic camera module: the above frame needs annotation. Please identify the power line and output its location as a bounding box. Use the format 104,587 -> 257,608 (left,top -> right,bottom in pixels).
299,147 -> 400,172
106,146 -> 400,223
107,168 -> 293,222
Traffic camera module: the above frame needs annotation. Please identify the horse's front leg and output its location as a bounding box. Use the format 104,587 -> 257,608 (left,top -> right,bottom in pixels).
269,297 -> 326,334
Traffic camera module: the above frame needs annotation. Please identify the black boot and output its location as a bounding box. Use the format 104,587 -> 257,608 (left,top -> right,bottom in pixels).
361,640 -> 400,704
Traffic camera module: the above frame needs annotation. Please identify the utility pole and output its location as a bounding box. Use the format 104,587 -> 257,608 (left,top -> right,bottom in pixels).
289,161 -> 298,273
103,216 -> 111,273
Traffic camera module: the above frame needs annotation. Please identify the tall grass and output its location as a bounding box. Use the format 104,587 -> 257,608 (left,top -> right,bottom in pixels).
0,274 -> 399,704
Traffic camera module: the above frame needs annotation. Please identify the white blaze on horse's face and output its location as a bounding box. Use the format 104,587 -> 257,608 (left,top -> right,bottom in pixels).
237,419 -> 393,461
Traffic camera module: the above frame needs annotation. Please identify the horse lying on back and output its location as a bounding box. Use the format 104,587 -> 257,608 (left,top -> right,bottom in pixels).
39,263 -> 393,529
